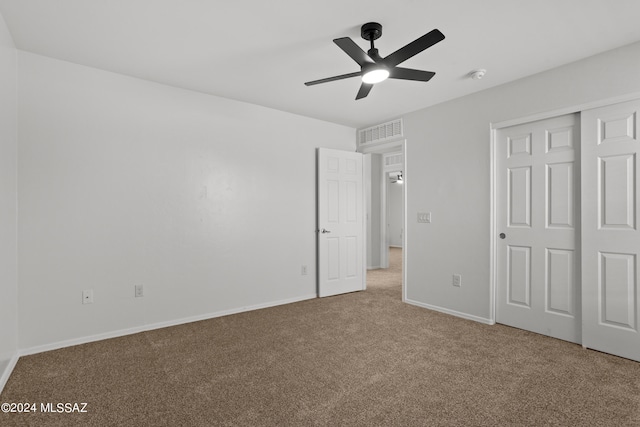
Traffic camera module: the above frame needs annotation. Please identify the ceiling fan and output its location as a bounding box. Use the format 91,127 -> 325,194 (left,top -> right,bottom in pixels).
304,22 -> 445,100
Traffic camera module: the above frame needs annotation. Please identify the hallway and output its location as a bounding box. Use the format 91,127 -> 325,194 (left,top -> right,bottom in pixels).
367,247 -> 402,295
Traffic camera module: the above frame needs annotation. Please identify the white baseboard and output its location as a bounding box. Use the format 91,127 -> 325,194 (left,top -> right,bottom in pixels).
20,294 -> 317,357
404,298 -> 494,325
0,354 -> 19,394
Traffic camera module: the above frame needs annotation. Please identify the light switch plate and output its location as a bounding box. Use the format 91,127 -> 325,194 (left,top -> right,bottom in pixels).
417,212 -> 431,223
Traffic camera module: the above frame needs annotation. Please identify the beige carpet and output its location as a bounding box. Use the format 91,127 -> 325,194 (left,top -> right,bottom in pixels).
2,247 -> 640,426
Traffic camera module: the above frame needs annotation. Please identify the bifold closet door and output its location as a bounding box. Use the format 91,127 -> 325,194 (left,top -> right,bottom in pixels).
582,99 -> 640,362
496,114 -> 580,344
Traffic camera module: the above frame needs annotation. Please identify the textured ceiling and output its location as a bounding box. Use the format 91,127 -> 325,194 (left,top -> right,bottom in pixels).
2,0 -> 640,128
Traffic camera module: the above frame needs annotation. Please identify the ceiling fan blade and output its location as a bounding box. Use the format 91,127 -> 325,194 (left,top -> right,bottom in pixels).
355,83 -> 373,100
334,37 -> 375,67
383,29 -> 445,68
389,67 -> 436,82
304,71 -> 361,86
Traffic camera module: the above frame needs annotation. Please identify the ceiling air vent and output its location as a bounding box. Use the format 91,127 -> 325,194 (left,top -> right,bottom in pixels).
358,119 -> 403,148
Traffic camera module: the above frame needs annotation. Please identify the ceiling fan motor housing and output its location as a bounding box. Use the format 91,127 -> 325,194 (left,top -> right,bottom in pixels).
361,22 -> 382,41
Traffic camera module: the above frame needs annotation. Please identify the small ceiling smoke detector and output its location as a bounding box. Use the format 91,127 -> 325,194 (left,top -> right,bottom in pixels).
470,69 -> 487,80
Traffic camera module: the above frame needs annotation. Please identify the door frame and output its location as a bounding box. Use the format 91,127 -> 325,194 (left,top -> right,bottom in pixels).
489,90 -> 640,325
359,139 -> 408,301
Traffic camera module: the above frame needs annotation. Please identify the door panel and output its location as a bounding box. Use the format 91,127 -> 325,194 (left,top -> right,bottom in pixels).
599,154 -> 635,229
327,237 -> 340,280
546,248 -> 574,315
508,245 -> 531,307
547,162 -> 574,228
497,114 -> 580,343
582,99 -> 640,361
509,167 -> 532,227
318,148 -> 365,297
600,252 -> 635,329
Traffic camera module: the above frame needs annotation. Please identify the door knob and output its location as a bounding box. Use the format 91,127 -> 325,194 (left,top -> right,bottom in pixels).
499,233 -> 506,239
320,228 -> 331,234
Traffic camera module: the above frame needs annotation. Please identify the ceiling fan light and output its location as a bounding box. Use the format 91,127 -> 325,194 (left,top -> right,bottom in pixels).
362,68 -> 389,84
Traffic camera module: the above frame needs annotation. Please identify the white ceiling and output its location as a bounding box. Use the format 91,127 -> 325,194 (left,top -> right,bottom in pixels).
2,0 -> 640,128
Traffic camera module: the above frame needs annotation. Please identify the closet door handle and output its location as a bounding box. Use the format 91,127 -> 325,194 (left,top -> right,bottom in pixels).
320,228 -> 332,234
499,233 -> 506,239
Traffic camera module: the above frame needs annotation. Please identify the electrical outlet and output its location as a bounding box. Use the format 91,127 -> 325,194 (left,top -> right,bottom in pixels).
135,284 -> 144,298
301,265 -> 308,276
452,274 -> 462,287
82,289 -> 94,304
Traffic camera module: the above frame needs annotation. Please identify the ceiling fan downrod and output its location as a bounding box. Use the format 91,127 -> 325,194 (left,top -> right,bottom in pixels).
361,22 -> 383,61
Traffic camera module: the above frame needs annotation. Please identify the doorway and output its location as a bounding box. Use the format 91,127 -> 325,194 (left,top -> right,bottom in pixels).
387,171 -> 404,240
386,168 -> 403,264
361,142 -> 407,300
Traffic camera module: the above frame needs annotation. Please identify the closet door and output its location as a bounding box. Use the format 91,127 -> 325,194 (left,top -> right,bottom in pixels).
582,99 -> 640,362
496,114 -> 580,343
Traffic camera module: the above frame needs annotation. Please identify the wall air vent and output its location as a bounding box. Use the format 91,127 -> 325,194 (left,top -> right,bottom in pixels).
385,153 -> 403,168
358,118 -> 403,148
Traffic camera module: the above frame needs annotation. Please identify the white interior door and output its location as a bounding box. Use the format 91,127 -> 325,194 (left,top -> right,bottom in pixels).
581,99 -> 640,361
496,114 -> 580,343
317,148 -> 365,297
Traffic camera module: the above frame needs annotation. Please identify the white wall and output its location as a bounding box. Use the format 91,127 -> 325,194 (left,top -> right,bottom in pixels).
387,178 -> 403,247
17,51 -> 355,351
0,10 -> 18,388
404,41 -> 640,322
